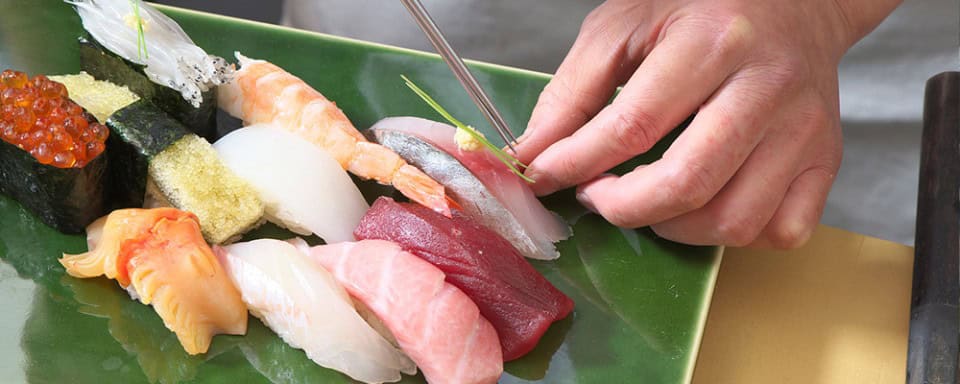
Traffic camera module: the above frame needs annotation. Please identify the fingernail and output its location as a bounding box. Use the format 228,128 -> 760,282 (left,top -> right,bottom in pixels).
576,191 -> 598,214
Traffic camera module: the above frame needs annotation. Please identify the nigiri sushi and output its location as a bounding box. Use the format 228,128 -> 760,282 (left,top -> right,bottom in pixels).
368,116 -> 571,260
213,124 -> 368,243
307,239 -> 503,384
214,239 -> 416,383
355,196 -> 574,361
68,0 -> 229,139
217,53 -> 454,216
58,208 -> 248,355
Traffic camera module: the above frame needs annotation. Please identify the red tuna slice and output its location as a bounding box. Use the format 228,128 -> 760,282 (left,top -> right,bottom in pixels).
308,239 -> 502,384
355,196 -> 575,361
368,116 -> 571,260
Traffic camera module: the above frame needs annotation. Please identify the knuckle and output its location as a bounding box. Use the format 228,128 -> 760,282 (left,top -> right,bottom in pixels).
604,209 -> 636,228
554,151 -> 591,185
663,161 -> 715,212
707,14 -> 755,64
768,220 -> 814,249
714,212 -> 764,247
609,109 -> 661,155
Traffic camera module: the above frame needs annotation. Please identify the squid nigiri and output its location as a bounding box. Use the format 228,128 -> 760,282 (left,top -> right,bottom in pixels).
213,124 -> 369,243
58,208 -> 247,355
215,239 -> 416,383
217,53 -> 454,216
368,116 -> 571,260
307,240 -> 503,384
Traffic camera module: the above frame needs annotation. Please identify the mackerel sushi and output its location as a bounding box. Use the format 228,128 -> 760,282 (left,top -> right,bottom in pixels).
368,116 -> 571,260
0,69 -> 112,233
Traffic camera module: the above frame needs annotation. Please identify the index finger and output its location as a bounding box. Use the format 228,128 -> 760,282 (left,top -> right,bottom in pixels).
525,16 -> 756,195
576,71 -> 789,227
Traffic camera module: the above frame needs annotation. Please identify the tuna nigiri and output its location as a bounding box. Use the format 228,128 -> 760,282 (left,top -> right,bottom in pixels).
215,239 -> 416,383
355,197 -> 574,361
213,124 -> 369,243
217,54 -> 454,216
307,240 -> 503,384
368,116 -> 571,260
58,208 -> 248,355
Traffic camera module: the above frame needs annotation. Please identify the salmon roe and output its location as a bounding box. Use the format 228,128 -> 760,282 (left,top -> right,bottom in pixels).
0,69 -> 107,168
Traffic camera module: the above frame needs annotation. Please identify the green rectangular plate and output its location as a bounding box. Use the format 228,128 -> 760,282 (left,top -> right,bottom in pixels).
0,2 -> 721,383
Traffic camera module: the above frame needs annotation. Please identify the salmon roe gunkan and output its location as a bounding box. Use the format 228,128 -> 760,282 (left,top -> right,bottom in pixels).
0,69 -> 108,168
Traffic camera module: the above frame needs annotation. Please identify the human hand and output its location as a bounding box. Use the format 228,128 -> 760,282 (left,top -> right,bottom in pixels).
516,0 -> 901,248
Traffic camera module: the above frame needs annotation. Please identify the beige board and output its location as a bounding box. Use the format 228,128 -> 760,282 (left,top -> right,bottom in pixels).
693,225 -> 913,384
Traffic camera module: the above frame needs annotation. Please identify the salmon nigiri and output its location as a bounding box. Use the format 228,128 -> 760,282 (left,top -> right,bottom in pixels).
59,208 -> 248,355
307,239 -> 503,384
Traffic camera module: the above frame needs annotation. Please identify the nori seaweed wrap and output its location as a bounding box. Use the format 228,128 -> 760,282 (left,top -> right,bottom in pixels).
79,36 -> 219,142
0,135 -> 108,234
105,99 -> 263,244
104,99 -> 189,209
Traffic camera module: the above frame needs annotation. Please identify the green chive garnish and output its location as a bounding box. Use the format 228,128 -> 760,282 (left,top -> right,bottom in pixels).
130,0 -> 148,60
402,75 -> 534,183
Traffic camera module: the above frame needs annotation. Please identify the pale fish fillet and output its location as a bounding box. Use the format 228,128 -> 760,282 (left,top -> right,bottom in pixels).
213,124 -> 369,243
369,117 -> 571,260
215,239 -> 416,383
308,240 -> 503,384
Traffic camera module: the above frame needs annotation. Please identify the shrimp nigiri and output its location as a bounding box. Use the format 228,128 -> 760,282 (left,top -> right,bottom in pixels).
217,53 -> 453,216
59,208 -> 248,355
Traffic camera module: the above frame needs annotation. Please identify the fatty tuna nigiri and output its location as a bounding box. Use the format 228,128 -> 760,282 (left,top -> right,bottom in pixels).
213,124 -> 369,243
368,116 -> 571,260
355,197 -> 574,361
215,239 -> 416,383
308,240 -> 503,384
59,208 -> 247,355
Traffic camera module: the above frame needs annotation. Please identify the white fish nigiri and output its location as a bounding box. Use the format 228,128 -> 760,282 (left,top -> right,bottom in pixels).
67,0 -> 231,107
369,116 -> 571,260
213,124 -> 368,243
215,239 -> 416,383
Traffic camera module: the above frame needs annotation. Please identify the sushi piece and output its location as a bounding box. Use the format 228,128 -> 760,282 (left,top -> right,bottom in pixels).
355,197 -> 574,361
214,238 -> 416,383
58,208 -> 248,355
307,239 -> 503,384
0,69 -> 110,233
217,53 -> 454,216
147,133 -> 263,244
54,74 -> 261,243
368,116 -> 571,260
69,0 -> 229,140
106,99 -> 263,244
213,124 -> 368,243
49,72 -> 140,123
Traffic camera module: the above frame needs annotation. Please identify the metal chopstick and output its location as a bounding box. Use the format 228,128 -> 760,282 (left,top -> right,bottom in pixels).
399,0 -> 519,153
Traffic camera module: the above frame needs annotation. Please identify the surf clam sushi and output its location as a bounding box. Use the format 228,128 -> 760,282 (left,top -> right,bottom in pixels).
59,208 -> 248,355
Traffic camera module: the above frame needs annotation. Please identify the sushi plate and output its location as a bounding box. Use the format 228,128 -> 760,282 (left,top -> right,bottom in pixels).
0,1 -> 722,383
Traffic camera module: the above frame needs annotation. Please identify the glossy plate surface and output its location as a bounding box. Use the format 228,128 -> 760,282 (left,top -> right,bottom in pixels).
0,2 -> 721,383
